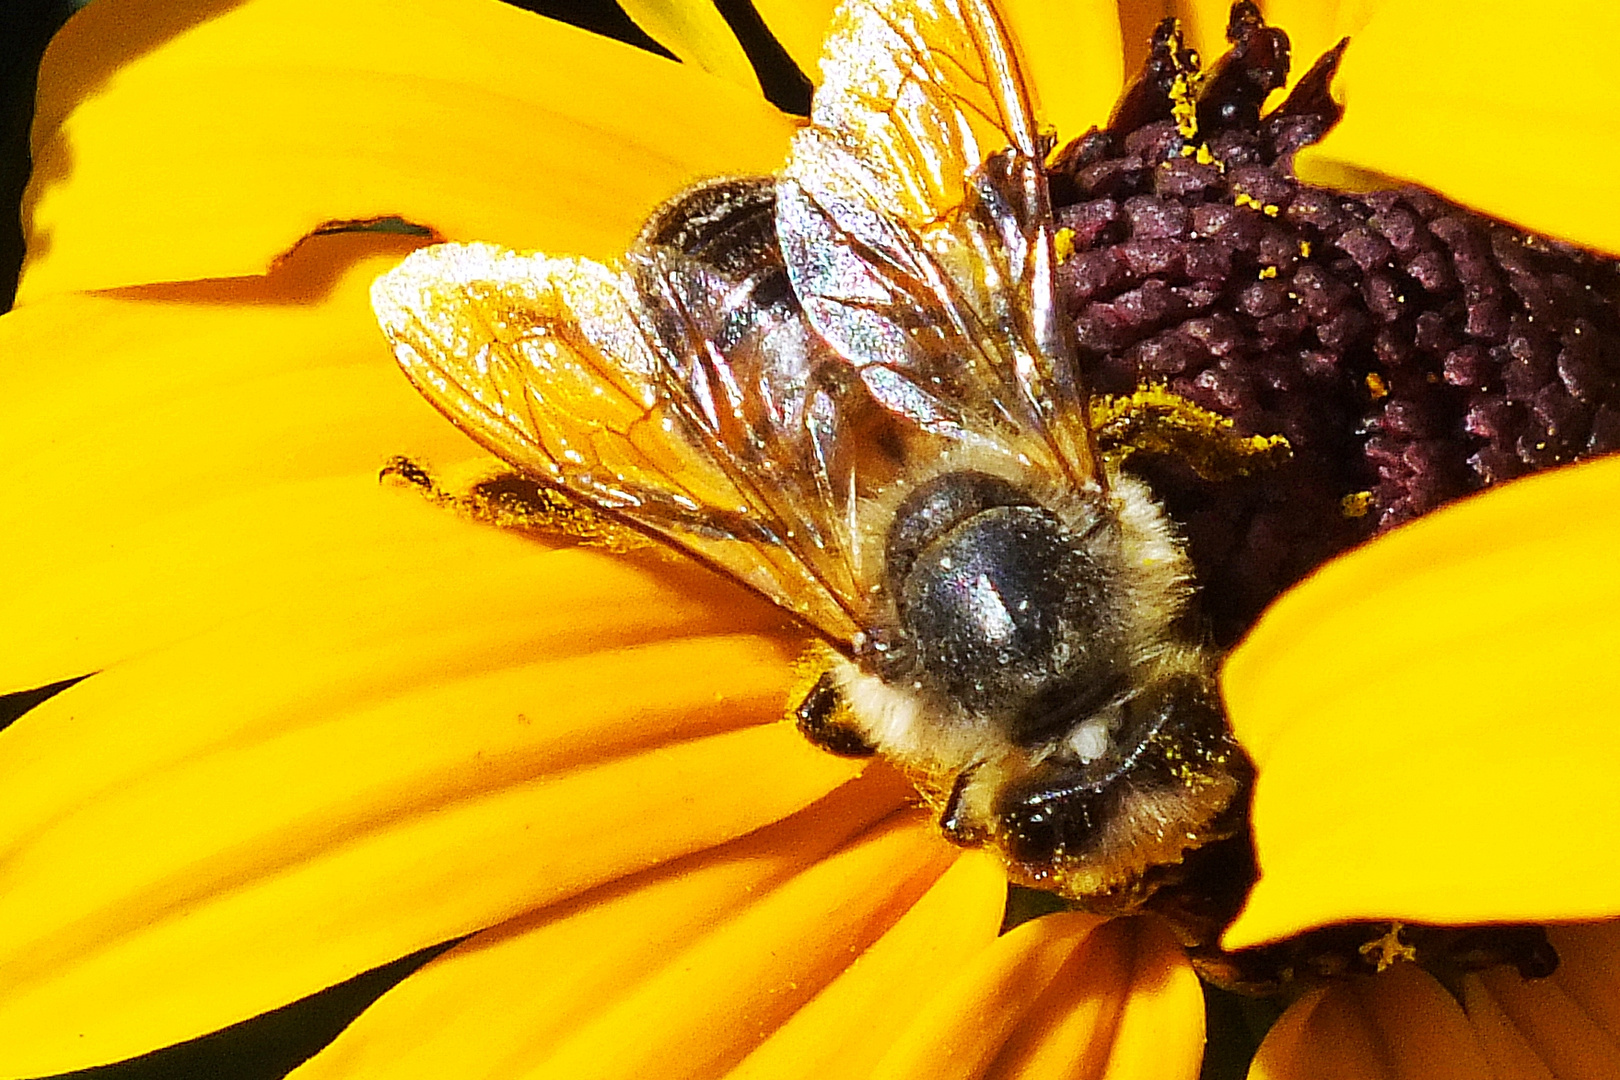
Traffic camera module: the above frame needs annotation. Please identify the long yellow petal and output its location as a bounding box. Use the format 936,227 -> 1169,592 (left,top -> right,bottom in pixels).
1118,0 -> 1171,75
724,852 -> 1009,1080
0,702 -> 858,1078
1250,964 -> 1495,1080
21,0 -> 794,301
1,236 -> 443,686
815,911 -> 1203,1080
1292,0 -> 1620,257
869,911 -> 1105,1080
0,232 -> 861,1075
984,918 -> 1205,1080
1002,0 -> 1128,141
526,810 -> 959,1080
1223,455 -> 1620,948
287,775 -> 930,1080
618,0 -> 763,92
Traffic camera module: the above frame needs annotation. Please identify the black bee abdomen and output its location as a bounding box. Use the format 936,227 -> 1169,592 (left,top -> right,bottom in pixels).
890,480 -> 1119,718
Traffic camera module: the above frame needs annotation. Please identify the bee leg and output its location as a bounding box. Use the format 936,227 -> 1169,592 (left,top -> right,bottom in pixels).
793,671 -> 877,758
938,765 -> 989,847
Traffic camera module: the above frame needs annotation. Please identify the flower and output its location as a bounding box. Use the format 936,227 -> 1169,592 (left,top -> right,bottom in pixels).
2,1 -> 1619,1080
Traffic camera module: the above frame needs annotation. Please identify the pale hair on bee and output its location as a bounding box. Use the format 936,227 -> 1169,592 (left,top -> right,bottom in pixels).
373,0 -> 1252,942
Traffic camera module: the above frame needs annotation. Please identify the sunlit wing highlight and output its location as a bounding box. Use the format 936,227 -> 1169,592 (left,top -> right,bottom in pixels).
372,242 -> 864,644
778,0 -> 1099,490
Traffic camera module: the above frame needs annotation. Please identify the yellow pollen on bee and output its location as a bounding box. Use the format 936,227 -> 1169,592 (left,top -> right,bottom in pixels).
1340,490 -> 1374,518
1053,227 -> 1076,263
1365,371 -> 1390,399
1258,266 -> 1278,279
1298,240 -> 1312,257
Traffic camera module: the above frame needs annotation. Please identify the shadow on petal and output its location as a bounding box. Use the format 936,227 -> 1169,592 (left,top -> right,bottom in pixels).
1461,921 -> 1620,1080
1251,963 -> 1494,1080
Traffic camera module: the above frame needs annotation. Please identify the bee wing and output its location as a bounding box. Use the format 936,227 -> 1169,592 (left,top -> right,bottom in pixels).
372,240 -> 867,645
778,0 -> 1099,488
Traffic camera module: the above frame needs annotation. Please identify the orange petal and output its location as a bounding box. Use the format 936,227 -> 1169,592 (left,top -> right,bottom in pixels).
1250,963 -> 1495,1080
983,918 -> 1206,1080
721,852 -> 1007,1080
1117,1 -> 1169,76
1292,0 -> 1620,256
617,0 -> 763,92
1460,922 -> 1620,1080
1223,456 -> 1620,948
863,913 -> 1204,1080
21,0 -> 794,301
287,775 -> 932,1080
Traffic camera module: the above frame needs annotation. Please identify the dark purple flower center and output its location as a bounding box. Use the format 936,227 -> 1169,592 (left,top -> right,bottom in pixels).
1050,3 -> 1620,645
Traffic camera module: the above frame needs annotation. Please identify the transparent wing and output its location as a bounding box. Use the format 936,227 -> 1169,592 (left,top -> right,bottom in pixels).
778,0 -> 1099,488
372,240 -> 870,645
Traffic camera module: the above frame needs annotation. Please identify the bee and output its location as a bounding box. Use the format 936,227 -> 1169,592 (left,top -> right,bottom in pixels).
372,0 -> 1250,925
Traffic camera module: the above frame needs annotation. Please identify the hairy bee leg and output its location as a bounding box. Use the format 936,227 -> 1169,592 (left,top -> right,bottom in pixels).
380,456 -> 649,552
938,765 -> 988,846
380,455 -> 457,505
793,671 -> 877,758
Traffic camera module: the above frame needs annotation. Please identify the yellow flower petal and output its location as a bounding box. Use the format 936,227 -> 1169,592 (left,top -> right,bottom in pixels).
1292,0 -> 1620,256
725,852 -> 1008,1080
618,0 -> 763,92
866,913 -> 1203,1080
1460,922 -> 1620,1080
1117,1 -> 1167,77
1250,963 -> 1495,1080
0,236 -> 491,683
21,0 -> 795,301
1000,0 -> 1127,141
0,646 -> 855,1077
1223,456 -> 1620,948
981,918 -> 1205,1080
525,811 -> 959,1080
0,231 -> 866,1074
753,0 -> 1123,140
287,773 -> 932,1080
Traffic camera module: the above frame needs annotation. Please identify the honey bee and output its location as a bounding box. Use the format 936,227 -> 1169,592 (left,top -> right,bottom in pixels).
372,0 -> 1250,926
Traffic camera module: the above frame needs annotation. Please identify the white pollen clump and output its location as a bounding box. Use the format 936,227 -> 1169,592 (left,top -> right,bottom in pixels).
1067,717 -> 1113,763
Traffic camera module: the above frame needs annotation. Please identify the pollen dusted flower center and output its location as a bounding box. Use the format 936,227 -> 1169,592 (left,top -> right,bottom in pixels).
1049,4 -> 1620,646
